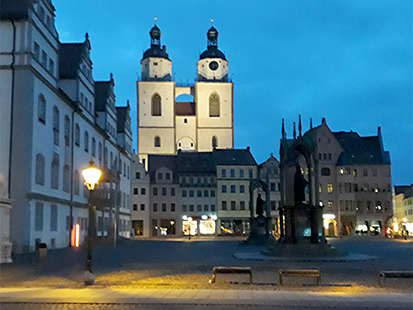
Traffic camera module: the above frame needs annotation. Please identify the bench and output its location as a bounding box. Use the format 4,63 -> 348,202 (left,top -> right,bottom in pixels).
209,267 -> 252,284
379,271 -> 413,287
279,269 -> 321,286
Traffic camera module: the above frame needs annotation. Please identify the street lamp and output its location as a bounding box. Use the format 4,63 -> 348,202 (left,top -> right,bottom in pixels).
82,160 -> 102,285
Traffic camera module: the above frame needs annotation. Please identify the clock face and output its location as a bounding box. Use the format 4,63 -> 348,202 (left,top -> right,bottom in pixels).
209,61 -> 219,71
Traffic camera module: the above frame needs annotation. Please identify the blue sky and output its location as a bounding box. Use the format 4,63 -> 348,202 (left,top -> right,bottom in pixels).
53,0 -> 412,185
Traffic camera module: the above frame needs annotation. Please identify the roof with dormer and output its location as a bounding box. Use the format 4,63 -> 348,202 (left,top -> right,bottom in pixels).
213,148 -> 257,166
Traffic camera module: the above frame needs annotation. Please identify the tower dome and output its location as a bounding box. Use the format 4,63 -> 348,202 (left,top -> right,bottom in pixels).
150,25 -> 161,41
142,24 -> 169,60
200,26 -> 226,60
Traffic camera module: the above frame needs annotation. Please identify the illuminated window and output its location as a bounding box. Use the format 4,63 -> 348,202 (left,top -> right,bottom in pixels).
327,183 -> 333,193
328,201 -> 333,209
209,92 -> 220,117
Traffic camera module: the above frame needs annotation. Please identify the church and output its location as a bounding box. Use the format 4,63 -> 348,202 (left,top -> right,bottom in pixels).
136,24 -> 234,168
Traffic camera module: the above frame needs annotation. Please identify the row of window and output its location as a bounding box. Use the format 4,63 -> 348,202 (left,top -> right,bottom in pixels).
79,92 -> 93,115
221,168 -> 253,179
153,203 -> 176,212
221,201 -> 246,211
180,176 -> 215,185
33,42 -> 54,76
153,136 -> 219,149
182,204 -> 216,212
340,200 -> 391,212
222,185 -> 245,194
337,183 -> 391,193
182,189 -> 216,198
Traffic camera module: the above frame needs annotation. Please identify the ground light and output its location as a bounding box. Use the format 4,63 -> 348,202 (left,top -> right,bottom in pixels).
82,160 -> 102,285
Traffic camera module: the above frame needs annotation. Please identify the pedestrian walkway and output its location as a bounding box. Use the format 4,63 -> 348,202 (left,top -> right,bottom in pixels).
0,287 -> 412,307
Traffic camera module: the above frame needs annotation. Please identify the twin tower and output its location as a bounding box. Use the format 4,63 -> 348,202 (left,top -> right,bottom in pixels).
137,25 -> 234,167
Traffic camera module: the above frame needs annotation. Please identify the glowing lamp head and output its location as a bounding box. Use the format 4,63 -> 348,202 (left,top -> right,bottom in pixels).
82,160 -> 101,190
403,217 -> 408,223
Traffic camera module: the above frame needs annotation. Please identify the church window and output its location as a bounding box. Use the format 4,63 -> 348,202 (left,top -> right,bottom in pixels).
75,124 -> 80,146
209,92 -> 220,117
64,116 -> 70,146
151,93 -> 161,116
184,119 -> 187,123
51,153 -> 59,189
35,153 -> 45,185
38,94 -> 46,123
53,106 -> 59,146
212,136 -> 218,148
154,136 -> 161,147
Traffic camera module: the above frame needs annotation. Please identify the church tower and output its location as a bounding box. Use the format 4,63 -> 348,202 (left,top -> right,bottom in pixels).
137,24 -> 175,168
195,25 -> 234,152
137,23 -> 234,168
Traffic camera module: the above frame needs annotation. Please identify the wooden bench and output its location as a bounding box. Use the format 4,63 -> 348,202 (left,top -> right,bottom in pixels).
279,269 -> 321,286
209,267 -> 252,284
379,271 -> 413,287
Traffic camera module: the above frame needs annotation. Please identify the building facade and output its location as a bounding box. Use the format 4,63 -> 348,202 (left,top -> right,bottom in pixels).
136,149 -> 257,237
137,25 -> 234,168
0,0 -> 132,253
393,185 -> 413,236
282,118 -> 392,237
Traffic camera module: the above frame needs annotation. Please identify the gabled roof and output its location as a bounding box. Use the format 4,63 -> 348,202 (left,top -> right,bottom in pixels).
213,148 -> 257,166
176,151 -> 215,174
59,38 -> 90,79
0,0 -> 32,20
148,155 -> 177,183
94,80 -> 113,112
334,132 -> 390,165
116,105 -> 130,133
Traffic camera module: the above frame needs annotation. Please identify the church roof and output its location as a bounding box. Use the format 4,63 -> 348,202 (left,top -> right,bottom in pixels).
175,102 -> 195,116
334,132 -> 390,165
142,44 -> 170,60
200,46 -> 226,60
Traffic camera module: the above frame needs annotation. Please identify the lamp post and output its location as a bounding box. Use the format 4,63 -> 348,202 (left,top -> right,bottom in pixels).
82,160 -> 102,285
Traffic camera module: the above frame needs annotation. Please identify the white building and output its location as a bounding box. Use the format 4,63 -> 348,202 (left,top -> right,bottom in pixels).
137,24 -> 233,168
0,0 -> 132,254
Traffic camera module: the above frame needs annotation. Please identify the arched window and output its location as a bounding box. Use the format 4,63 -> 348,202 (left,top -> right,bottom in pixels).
212,136 -> 218,148
91,138 -> 96,157
321,167 -> 330,176
110,152 -> 113,168
38,94 -> 46,123
154,136 -> 161,147
63,165 -> 70,192
53,106 -> 59,146
75,124 -> 80,146
209,92 -> 220,117
64,116 -> 70,146
74,170 -> 80,195
84,131 -> 89,152
51,153 -> 59,189
151,93 -> 161,116
35,153 -> 45,185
